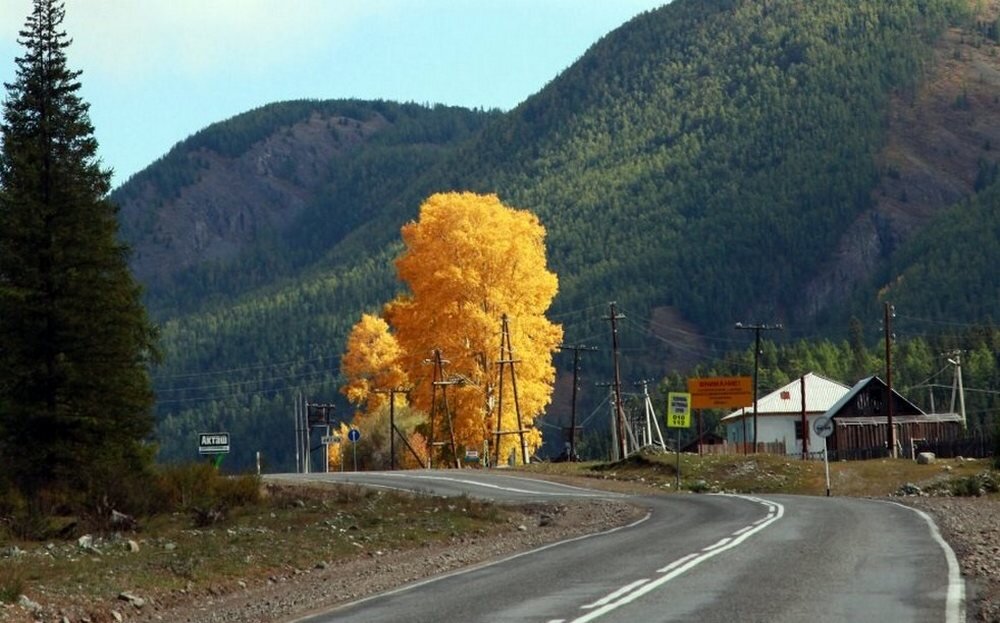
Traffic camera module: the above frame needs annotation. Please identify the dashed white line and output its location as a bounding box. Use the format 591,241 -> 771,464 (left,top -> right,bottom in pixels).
570,495 -> 784,623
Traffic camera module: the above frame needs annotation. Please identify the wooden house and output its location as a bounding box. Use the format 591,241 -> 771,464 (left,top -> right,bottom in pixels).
823,376 -> 964,459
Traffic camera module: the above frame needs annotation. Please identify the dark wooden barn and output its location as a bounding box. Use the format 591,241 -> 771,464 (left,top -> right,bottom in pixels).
824,376 -> 964,460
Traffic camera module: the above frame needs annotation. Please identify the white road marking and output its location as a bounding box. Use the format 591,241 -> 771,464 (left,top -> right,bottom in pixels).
886,501 -> 966,623
571,495 -> 784,623
580,579 -> 650,609
656,553 -> 699,573
290,511 -> 653,622
701,537 -> 732,552
380,472 -> 621,497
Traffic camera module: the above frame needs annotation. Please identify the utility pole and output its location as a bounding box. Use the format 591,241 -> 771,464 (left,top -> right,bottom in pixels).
634,379 -> 666,451
735,321 -> 782,453
884,302 -> 896,458
947,351 -> 967,430
427,350 -> 461,469
374,387 -> 416,469
495,314 -> 529,465
606,302 -> 628,460
305,401 -> 335,472
558,344 -> 598,460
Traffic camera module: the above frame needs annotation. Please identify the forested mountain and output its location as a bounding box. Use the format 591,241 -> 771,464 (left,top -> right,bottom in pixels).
113,0 -> 1000,469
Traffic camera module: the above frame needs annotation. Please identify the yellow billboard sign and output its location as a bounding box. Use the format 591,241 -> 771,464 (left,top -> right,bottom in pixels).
687,376 -> 753,409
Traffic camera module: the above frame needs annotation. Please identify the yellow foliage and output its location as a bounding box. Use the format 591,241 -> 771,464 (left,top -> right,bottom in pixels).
326,422 -> 351,471
384,192 -> 562,465
340,313 -> 408,416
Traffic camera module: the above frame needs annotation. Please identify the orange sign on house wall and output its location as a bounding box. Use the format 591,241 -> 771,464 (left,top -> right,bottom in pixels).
687,376 -> 753,409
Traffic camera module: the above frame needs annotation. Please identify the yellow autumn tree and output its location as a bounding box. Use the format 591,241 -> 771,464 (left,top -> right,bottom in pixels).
340,313 -> 408,417
383,192 -> 562,466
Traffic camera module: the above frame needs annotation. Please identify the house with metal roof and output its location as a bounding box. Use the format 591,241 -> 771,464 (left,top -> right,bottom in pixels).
721,372 -> 851,457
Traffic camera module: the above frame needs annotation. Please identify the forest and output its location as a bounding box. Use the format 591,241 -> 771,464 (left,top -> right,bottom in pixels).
106,0 -> 1000,470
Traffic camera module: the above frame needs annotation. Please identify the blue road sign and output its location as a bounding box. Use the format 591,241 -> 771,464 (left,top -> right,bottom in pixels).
348,428 -> 361,443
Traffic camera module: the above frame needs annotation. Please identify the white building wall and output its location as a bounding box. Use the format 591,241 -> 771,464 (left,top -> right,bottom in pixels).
724,414 -> 829,456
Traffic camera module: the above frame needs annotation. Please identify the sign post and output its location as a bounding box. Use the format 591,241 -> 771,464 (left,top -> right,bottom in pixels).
348,428 -> 361,472
813,416 -> 834,496
666,392 -> 692,489
198,432 -> 230,469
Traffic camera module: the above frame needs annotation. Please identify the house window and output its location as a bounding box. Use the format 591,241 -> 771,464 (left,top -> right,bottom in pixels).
794,421 -> 804,440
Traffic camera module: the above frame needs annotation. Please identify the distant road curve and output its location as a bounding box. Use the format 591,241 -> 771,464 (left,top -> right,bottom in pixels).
270,471 -> 965,623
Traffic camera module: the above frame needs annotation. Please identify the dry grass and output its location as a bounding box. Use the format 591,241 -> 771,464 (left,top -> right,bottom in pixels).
527,451 -> 994,497
0,482 -> 509,618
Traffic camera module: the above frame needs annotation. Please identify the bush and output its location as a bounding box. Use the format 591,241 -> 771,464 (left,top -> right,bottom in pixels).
947,471 -> 1000,497
0,565 -> 25,604
154,463 -> 261,524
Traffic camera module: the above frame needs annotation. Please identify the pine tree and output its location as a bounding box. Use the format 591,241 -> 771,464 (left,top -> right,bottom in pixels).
0,0 -> 158,505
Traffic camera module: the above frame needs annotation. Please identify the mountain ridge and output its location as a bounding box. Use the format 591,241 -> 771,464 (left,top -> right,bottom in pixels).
110,0 -> 1000,468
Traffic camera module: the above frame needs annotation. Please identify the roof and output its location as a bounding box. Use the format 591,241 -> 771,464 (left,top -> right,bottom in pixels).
721,372 -> 851,422
835,413 -> 962,425
822,375 -> 926,419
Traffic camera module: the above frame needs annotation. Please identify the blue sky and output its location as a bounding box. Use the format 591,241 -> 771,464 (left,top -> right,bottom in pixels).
1,0 -> 667,188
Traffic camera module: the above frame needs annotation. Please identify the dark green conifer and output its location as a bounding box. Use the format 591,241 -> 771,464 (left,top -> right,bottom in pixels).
0,0 -> 158,505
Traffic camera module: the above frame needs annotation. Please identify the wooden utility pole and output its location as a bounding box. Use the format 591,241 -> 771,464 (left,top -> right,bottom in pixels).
495,314 -> 529,465
800,374 -> 808,460
735,321 -> 782,453
884,303 -> 896,458
558,343 -> 598,460
606,303 -> 628,460
428,350 -> 461,468
373,387 -> 420,469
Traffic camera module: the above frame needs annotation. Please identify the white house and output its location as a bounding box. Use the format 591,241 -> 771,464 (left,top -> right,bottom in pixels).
721,372 -> 851,456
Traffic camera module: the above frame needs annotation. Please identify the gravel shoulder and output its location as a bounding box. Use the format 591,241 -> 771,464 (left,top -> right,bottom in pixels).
898,496 -> 1000,623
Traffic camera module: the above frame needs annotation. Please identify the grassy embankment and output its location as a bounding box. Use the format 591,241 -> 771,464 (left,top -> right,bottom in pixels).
525,451 -> 999,498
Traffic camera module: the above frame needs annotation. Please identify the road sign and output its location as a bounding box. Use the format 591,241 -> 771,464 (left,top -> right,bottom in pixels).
198,432 -> 230,454
348,428 -> 361,443
321,435 -> 340,445
813,416 -> 834,438
666,392 -> 692,428
687,376 -> 753,409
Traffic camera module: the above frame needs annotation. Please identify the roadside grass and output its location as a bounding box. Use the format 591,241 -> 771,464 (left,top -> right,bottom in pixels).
0,481 -> 509,612
526,451 -> 994,497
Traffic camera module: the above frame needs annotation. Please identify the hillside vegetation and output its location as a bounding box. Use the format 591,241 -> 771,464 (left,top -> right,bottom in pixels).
109,0 -> 1000,469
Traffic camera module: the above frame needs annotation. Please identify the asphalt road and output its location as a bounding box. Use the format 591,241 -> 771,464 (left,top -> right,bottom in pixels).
275,471 -> 965,623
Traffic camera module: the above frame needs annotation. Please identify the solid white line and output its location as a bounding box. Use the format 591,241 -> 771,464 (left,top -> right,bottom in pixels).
580,579 -> 650,609
731,524 -> 754,536
570,496 -> 784,623
701,537 -> 732,552
656,553 -> 700,573
489,473 -> 631,496
886,501 -> 966,623
380,473 -> 616,497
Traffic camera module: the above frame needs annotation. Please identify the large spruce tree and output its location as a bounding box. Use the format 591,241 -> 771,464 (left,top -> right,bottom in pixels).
0,0 -> 158,505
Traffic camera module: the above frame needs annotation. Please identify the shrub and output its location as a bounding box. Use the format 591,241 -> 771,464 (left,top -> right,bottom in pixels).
0,565 -> 25,604
947,471 -> 999,497
154,463 -> 261,523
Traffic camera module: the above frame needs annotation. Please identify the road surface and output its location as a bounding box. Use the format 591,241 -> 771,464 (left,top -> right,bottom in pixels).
274,470 -> 965,623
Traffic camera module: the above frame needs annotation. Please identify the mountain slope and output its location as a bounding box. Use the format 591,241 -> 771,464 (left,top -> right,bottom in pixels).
109,0 -> 1000,469
114,100 -> 495,316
